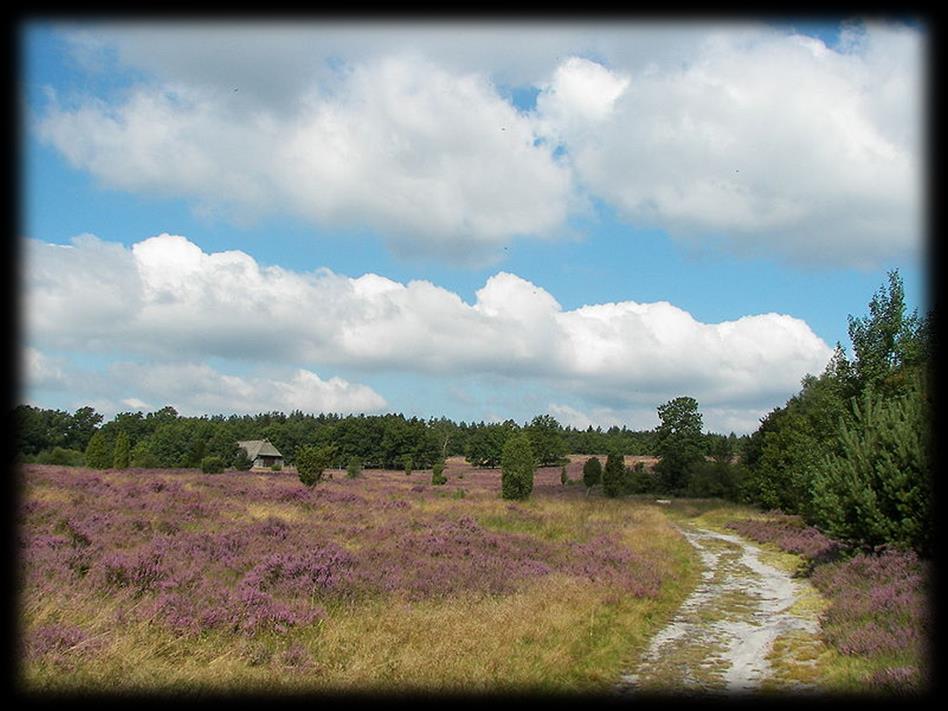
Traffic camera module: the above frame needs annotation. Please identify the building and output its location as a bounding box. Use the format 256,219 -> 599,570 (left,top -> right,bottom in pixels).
236,439 -> 284,470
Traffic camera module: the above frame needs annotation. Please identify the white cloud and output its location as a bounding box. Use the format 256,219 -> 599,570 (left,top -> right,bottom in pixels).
535,23 -> 923,265
37,54 -> 572,263
35,21 -> 923,268
24,233 -> 833,416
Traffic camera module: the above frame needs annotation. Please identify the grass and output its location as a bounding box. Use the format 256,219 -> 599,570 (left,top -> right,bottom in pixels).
18,463 -> 697,696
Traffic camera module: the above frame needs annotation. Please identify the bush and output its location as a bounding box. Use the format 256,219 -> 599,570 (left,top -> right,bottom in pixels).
112,431 -> 130,469
296,445 -> 333,487
84,430 -> 113,469
402,455 -> 413,476
346,457 -> 362,479
500,432 -> 534,500
560,464 -> 568,486
35,447 -> 85,467
582,457 -> 602,493
602,452 -> 624,498
234,449 -> 253,471
270,462 -> 282,472
201,456 -> 225,474
431,459 -> 447,485
623,462 -> 654,495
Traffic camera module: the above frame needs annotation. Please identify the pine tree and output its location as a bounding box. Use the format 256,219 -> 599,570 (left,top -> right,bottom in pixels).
112,431 -> 130,469
602,451 -> 624,498
810,375 -> 931,554
501,432 -> 535,500
582,456 -> 602,494
84,430 -> 113,469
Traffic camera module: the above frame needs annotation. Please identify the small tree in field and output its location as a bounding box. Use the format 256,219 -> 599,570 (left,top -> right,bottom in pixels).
402,455 -> 413,476
602,451 -> 624,498
501,432 -> 535,500
346,456 -> 362,479
560,464 -> 569,486
432,459 -> 447,485
296,445 -> 333,487
582,456 -> 602,495
85,430 -> 112,469
112,431 -> 130,469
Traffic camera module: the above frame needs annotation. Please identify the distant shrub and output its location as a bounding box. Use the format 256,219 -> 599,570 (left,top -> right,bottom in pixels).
432,459 -> 447,485
602,452 -> 623,498
296,445 -> 333,487
560,464 -> 569,486
130,442 -> 159,468
582,457 -> 602,493
201,456 -> 225,474
402,455 -> 413,476
346,457 -> 363,479
84,430 -> 112,469
112,432 -> 130,469
36,447 -> 85,467
270,462 -> 282,472
452,488 -> 466,500
501,432 -> 534,500
624,462 -> 654,495
234,449 -> 253,471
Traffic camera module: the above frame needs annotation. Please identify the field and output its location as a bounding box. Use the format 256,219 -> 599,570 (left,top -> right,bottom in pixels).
17,459 -> 698,695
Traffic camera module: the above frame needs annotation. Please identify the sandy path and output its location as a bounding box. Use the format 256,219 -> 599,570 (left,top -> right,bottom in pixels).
617,522 -> 823,695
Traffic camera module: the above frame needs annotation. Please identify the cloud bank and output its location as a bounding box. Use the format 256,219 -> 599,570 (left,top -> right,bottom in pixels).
36,21 -> 924,266
25,234 -> 833,419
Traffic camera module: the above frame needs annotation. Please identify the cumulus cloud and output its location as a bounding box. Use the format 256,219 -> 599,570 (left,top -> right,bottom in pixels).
24,234 -> 833,413
535,23 -> 923,265
37,53 -> 572,263
20,349 -> 387,419
35,21 -> 923,268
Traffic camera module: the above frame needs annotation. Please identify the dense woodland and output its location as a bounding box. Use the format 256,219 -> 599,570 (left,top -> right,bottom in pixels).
14,272 -> 932,556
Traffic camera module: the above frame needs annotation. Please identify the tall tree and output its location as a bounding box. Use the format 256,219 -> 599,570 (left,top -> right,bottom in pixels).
653,396 -> 705,494
602,451 -> 624,498
500,431 -> 535,500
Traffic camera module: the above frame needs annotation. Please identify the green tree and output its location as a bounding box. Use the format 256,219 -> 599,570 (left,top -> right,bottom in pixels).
653,397 -> 705,494
582,456 -> 602,494
602,451 -> 624,498
112,431 -> 130,469
346,456 -> 363,479
84,430 -> 113,469
431,458 -> 447,485
500,431 -> 535,500
527,414 -> 567,466
201,455 -> 225,474
402,454 -> 413,476
810,376 -> 932,555
296,444 -> 334,487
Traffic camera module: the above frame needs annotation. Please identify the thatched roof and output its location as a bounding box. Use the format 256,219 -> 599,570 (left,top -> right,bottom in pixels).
237,439 -> 283,460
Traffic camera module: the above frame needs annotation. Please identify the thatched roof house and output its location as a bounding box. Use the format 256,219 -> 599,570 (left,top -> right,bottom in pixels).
237,439 -> 284,470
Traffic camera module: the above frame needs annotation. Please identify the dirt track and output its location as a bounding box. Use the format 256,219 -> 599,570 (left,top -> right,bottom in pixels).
617,522 -> 824,695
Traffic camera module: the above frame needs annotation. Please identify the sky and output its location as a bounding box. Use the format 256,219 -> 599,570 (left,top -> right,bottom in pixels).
19,18 -> 928,435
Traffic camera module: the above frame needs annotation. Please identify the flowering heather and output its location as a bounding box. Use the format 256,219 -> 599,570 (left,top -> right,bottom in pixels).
725,511 -> 840,561
810,548 -> 929,667
19,462 -> 674,676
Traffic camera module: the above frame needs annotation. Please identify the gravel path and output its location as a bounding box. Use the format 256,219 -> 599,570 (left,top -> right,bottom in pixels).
617,522 -> 824,695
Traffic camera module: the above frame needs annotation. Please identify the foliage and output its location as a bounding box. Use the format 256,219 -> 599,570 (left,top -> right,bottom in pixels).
560,465 -> 568,486
526,414 -> 568,466
346,457 -> 363,479
653,397 -> 705,494
601,452 -> 624,498
623,462 -> 655,495
201,456 -> 225,474
581,457 -> 601,492
112,432 -> 131,469
34,447 -> 85,467
431,459 -> 447,486
233,449 -> 253,471
810,377 -> 932,555
296,445 -> 334,487
84,430 -> 113,470
402,455 -> 413,476
500,432 -> 534,500
465,421 -> 517,468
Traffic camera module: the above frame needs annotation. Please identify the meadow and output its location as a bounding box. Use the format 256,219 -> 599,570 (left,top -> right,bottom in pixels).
17,459 -> 698,695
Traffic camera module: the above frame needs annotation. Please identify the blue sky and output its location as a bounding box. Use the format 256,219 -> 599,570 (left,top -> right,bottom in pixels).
20,19 -> 927,434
